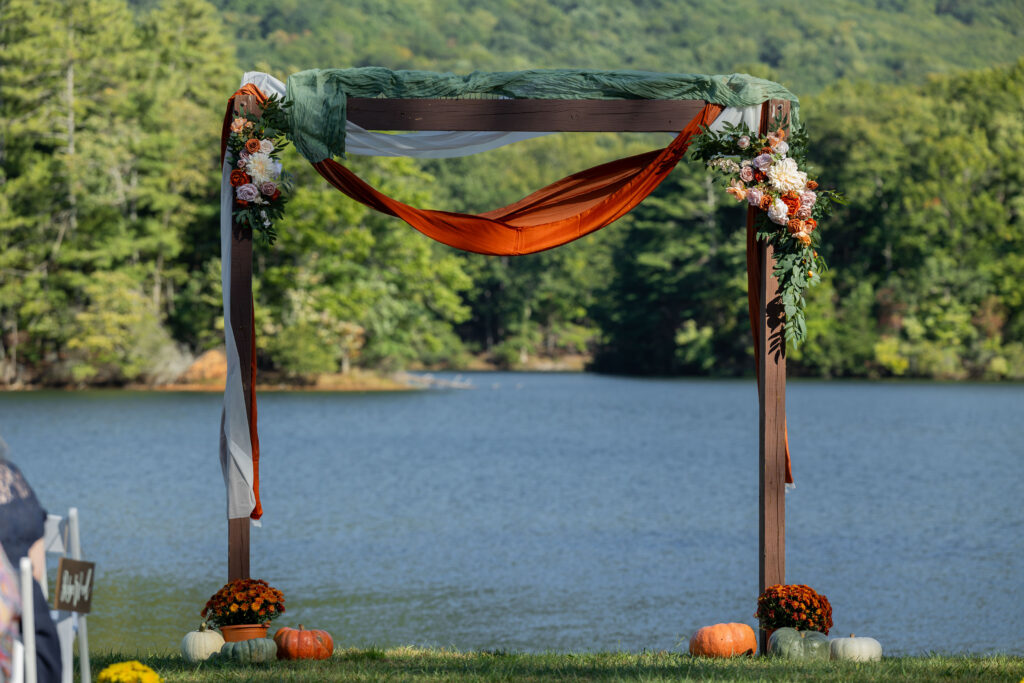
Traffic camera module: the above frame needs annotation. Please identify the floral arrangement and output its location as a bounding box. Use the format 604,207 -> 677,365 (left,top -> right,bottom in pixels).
755,583 -> 833,634
691,115 -> 842,345
201,578 -> 285,627
97,661 -> 164,683
226,95 -> 292,246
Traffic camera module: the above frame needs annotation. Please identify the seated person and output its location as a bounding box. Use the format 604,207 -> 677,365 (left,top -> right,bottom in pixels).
0,440 -> 62,683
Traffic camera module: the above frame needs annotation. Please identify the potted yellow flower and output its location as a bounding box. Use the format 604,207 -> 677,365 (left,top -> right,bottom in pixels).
201,578 -> 285,642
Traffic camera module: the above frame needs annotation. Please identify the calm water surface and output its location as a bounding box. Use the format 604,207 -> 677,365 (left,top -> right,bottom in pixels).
0,375 -> 1021,655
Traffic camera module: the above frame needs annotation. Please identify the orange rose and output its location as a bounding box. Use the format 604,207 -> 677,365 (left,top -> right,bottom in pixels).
235,199 -> 249,207
758,195 -> 773,211
795,231 -> 812,246
787,219 -> 804,234
244,138 -> 262,154
229,169 -> 250,187
781,195 -> 800,216
805,218 -> 818,231
806,180 -> 818,190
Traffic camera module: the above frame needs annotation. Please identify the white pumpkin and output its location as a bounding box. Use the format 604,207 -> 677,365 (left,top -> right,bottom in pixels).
181,622 -> 225,662
829,634 -> 882,662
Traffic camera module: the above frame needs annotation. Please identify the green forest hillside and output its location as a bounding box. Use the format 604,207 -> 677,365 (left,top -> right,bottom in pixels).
2,0 -> 1023,385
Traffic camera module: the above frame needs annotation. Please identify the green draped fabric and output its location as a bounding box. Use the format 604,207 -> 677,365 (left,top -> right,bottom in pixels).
285,67 -> 799,163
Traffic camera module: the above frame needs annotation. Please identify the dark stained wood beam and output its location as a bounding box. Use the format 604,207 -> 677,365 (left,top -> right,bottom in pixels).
347,97 -> 708,132
758,98 -> 791,654
227,93 -> 260,582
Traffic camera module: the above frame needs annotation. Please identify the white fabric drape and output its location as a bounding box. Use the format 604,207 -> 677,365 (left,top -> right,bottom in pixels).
219,151 -> 257,524
708,104 -> 762,134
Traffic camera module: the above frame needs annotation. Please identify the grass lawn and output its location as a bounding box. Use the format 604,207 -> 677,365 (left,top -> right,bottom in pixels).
90,647 -> 1024,682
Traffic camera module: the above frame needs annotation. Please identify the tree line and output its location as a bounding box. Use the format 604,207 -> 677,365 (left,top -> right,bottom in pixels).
2,0 -> 1022,385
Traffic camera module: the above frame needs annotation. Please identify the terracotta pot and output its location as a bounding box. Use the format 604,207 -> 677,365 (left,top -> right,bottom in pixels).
220,624 -> 269,642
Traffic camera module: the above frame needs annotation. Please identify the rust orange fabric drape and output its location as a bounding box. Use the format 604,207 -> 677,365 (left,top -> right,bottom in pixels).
312,103 -> 724,256
222,83 -> 268,165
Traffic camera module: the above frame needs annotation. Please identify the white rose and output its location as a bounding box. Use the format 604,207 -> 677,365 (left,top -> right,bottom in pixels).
767,198 -> 790,225
244,152 -> 279,185
774,140 -> 789,156
767,157 -> 807,194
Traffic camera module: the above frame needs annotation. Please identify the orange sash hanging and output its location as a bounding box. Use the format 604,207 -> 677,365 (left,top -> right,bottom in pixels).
312,103 -> 723,255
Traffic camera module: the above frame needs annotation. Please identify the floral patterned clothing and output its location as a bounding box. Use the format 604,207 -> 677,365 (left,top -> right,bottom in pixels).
0,543 -> 19,682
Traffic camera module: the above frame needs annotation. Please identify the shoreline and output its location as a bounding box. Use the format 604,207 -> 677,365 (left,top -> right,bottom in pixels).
0,370 -> 479,393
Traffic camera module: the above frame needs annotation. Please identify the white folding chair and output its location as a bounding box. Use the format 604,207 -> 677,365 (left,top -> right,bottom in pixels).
42,509 -> 90,683
12,556 -> 35,683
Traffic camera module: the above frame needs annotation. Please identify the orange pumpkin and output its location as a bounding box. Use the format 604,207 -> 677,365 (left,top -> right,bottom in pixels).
273,624 -> 334,660
688,622 -> 757,658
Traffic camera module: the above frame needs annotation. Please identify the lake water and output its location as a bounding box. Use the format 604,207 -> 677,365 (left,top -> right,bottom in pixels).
1,374 -> 1021,656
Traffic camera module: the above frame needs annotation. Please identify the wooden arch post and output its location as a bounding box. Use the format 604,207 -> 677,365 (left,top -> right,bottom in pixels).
756,99 -> 790,653
227,92 -> 260,582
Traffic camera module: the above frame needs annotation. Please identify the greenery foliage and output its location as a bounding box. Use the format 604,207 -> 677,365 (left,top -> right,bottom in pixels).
2,0 -> 1023,384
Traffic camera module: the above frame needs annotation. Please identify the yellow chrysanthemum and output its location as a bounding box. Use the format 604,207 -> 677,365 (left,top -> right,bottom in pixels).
97,660 -> 164,683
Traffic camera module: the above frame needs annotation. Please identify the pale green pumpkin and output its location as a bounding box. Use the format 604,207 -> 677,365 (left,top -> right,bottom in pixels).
767,627 -> 830,660
830,634 -> 882,662
180,623 -> 225,663
220,637 -> 278,664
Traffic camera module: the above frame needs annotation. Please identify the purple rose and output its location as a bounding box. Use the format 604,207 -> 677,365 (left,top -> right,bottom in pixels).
236,183 -> 260,202
737,135 -> 751,149
746,187 -> 764,207
236,151 -> 250,168
753,153 -> 773,172
739,165 -> 755,182
260,181 -> 278,196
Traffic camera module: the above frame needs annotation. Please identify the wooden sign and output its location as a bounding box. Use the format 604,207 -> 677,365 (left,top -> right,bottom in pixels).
53,558 -> 95,613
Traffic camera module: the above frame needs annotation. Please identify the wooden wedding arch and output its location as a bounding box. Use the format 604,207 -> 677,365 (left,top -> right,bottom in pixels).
219,69 -> 793,651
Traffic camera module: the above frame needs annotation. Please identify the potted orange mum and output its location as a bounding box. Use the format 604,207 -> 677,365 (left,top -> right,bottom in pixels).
201,578 -> 285,642
755,583 -> 833,636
